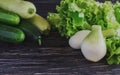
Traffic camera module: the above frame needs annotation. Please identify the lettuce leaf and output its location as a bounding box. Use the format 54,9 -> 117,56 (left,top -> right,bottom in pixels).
106,35 -> 120,64
47,0 -> 120,64
47,0 -> 91,37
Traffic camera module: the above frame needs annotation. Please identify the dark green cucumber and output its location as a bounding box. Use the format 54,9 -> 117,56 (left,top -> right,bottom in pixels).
0,9 -> 20,25
19,20 -> 42,45
0,24 -> 25,43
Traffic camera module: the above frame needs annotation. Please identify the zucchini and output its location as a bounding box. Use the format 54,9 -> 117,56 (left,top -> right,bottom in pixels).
19,20 -> 42,45
0,24 -> 25,43
27,14 -> 51,35
0,0 -> 36,19
0,9 -> 20,25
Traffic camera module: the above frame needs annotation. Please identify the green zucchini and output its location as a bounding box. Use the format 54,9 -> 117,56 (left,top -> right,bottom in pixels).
27,14 -> 51,35
0,24 -> 25,43
0,0 -> 36,19
0,9 -> 20,25
19,20 -> 42,45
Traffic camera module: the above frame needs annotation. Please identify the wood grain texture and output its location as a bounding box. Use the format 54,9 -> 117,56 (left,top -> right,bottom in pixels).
0,0 -> 120,75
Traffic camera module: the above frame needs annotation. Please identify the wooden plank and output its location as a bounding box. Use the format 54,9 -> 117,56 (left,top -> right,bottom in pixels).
0,47 -> 111,75
0,47 -> 119,75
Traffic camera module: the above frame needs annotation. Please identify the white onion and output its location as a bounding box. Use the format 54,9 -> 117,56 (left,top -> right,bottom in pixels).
69,30 -> 91,49
81,25 -> 106,62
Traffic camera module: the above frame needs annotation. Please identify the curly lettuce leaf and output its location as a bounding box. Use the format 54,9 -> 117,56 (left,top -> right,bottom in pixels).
48,0 -> 91,37
106,35 -> 120,64
114,1 -> 120,23
103,1 -> 120,29
47,0 -> 120,65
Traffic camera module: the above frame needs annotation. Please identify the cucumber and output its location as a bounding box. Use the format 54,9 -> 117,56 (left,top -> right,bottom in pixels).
0,24 -> 25,43
0,0 -> 36,19
19,20 -> 42,45
0,9 -> 20,25
27,14 -> 51,35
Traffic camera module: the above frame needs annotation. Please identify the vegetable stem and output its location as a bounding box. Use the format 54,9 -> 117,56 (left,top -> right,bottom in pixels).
102,29 -> 116,38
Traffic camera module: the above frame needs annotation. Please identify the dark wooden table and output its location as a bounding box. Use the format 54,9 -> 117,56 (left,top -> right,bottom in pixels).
0,0 -> 120,75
